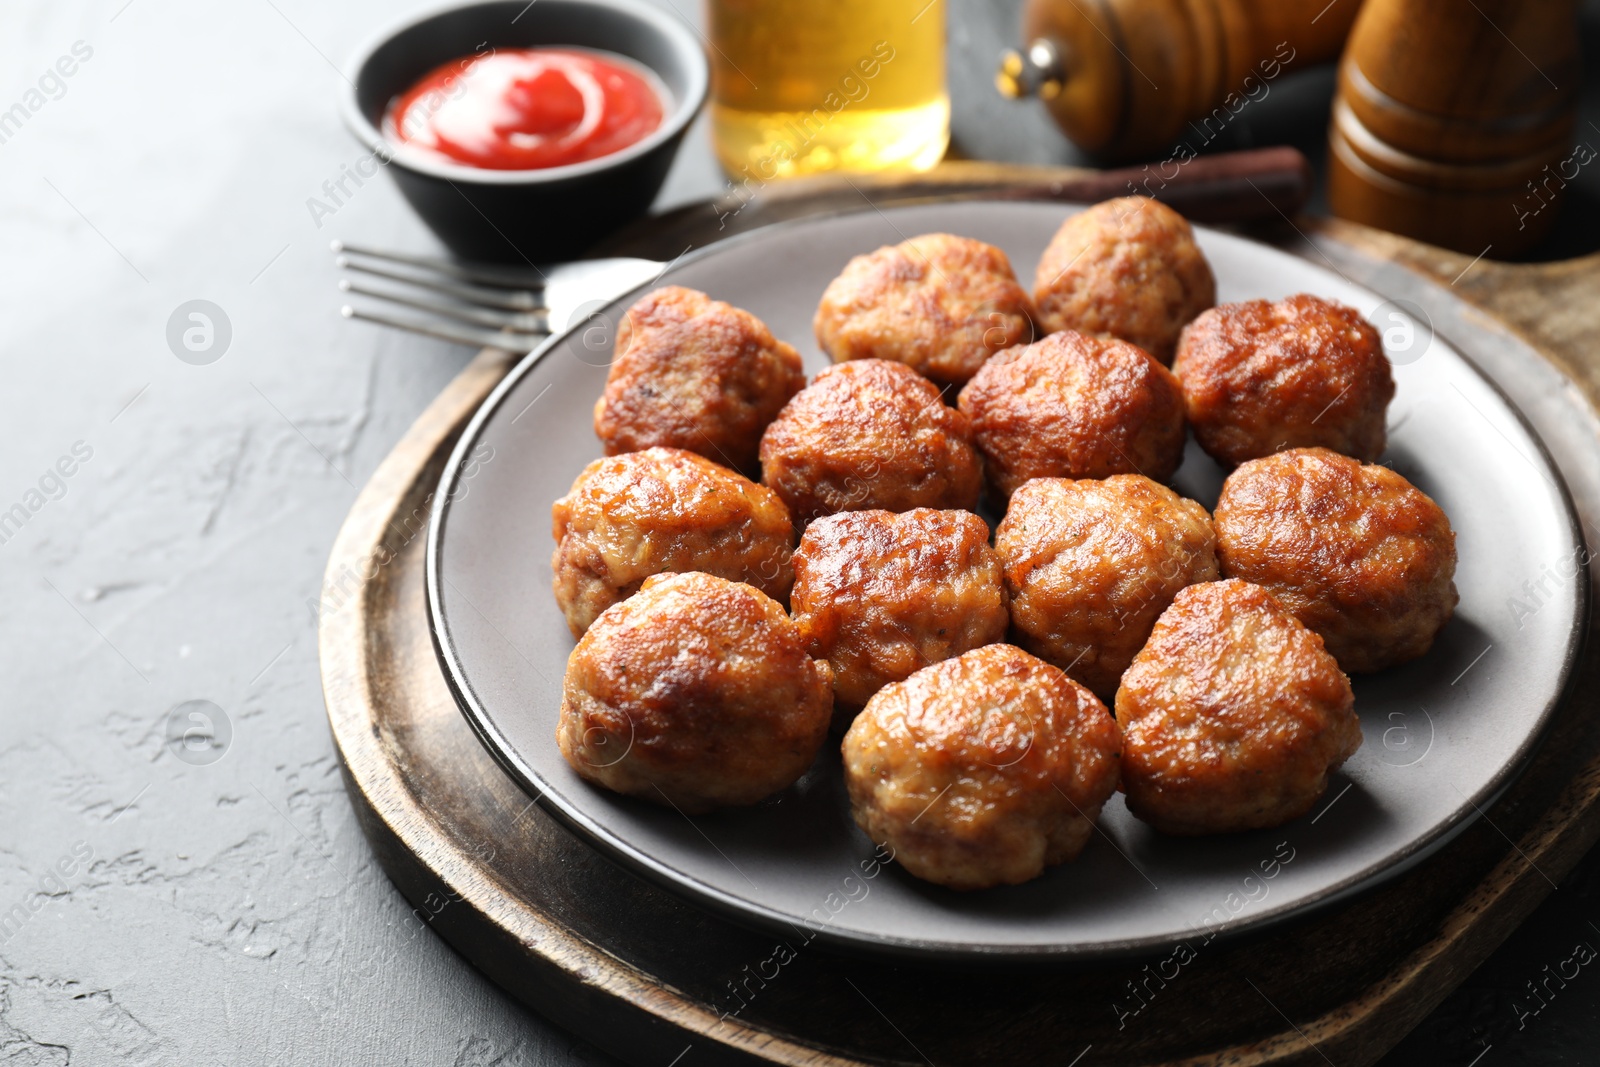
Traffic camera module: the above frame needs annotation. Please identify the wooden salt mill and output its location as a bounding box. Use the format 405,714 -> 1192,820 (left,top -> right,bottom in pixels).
1327,0 -> 1581,257
997,0 -> 1360,162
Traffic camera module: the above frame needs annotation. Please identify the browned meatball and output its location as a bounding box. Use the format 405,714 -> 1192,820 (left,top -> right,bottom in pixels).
558,572 -> 833,813
996,475 -> 1217,700
758,359 -> 982,524
842,643 -> 1122,890
790,509 -> 1009,710
1115,579 -> 1360,835
1033,197 -> 1215,364
957,330 -> 1187,501
1174,295 -> 1395,468
594,286 -> 805,476
551,447 -> 795,638
813,233 -> 1035,387
1214,448 -> 1458,672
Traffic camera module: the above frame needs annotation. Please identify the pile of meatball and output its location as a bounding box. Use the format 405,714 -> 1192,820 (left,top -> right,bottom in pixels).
551,196 -> 1458,892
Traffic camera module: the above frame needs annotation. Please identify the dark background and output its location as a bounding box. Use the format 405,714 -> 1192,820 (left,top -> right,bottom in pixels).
0,1 -> 1595,1064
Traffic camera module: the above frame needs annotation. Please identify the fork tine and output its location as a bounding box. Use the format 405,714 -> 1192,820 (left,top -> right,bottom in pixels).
337,258 -> 545,311
341,305 -> 545,353
340,279 -> 550,333
331,240 -> 548,290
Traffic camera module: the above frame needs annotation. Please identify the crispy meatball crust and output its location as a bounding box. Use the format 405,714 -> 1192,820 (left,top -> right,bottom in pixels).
1213,448 -> 1458,672
594,286 -> 805,476
996,475 -> 1218,701
813,233 -> 1035,387
790,509 -> 1009,710
551,447 -> 795,638
956,330 -> 1188,501
842,644 -> 1122,890
1115,579 -> 1360,836
758,359 -> 982,524
1033,197 -> 1216,364
1174,295 -> 1395,468
558,572 -> 833,813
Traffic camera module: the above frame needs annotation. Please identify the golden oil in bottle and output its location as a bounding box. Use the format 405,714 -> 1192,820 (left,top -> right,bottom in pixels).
706,0 -> 949,178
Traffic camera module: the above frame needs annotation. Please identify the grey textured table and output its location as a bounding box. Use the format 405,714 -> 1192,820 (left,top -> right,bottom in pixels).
3,1 -> 1598,1064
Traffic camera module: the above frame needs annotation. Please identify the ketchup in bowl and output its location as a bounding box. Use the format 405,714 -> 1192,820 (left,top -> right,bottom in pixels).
387,48 -> 666,171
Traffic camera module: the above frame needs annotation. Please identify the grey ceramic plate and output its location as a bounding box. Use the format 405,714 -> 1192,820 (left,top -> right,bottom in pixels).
426,201 -> 1586,961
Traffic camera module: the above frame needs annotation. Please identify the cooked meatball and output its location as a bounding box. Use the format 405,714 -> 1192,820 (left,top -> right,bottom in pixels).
594,286 -> 805,476
1115,579 -> 1360,835
758,359 -> 982,524
558,572 -> 833,813
957,330 -> 1187,501
790,509 -> 1009,710
813,233 -> 1035,387
1033,196 -> 1215,364
1174,295 -> 1395,467
996,475 -> 1218,700
1213,448 -> 1458,672
842,643 -> 1122,890
551,447 -> 795,638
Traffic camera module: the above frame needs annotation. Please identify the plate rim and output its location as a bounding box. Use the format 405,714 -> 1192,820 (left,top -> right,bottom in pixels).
424,200 -> 1591,961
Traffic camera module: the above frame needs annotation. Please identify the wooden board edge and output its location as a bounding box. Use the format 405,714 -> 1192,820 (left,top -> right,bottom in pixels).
1308,216 -> 1600,406
316,213 -> 1600,1067
316,348 -> 871,1067
1160,754 -> 1600,1067
1168,217 -> 1600,1067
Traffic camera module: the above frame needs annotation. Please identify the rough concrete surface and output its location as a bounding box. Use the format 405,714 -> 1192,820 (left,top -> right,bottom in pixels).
1,1 -> 1598,1064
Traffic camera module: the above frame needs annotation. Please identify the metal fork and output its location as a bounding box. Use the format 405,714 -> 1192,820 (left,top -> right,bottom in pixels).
333,241 -> 666,352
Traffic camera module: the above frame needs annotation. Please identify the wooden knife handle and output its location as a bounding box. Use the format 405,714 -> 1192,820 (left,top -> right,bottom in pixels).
598,147 -> 1316,260
993,145 -> 1315,223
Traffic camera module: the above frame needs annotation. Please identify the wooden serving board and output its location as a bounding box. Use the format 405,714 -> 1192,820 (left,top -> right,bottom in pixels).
319,165 -> 1600,1066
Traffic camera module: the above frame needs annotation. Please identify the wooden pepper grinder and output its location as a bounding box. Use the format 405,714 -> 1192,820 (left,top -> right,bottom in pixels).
1327,0 -> 1581,257
997,0 -> 1360,162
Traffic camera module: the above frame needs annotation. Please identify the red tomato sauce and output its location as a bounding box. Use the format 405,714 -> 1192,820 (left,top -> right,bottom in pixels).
387,48 -> 666,170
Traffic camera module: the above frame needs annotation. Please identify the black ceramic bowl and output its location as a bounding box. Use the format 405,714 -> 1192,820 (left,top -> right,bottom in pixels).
342,0 -> 707,262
